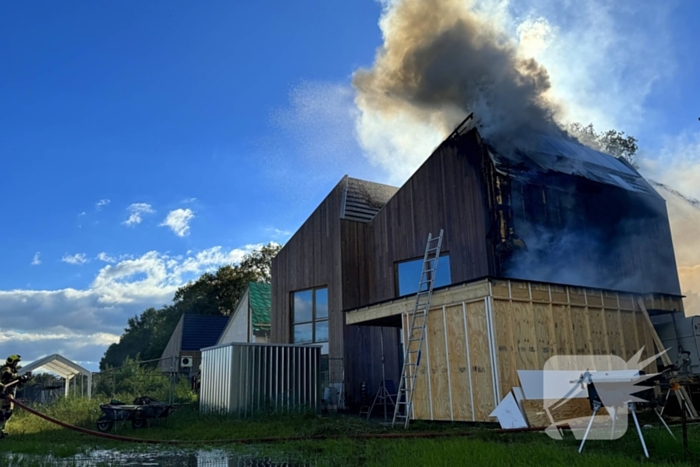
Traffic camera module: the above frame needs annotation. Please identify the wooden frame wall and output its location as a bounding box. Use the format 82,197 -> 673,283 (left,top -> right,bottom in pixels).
391,279 -> 681,422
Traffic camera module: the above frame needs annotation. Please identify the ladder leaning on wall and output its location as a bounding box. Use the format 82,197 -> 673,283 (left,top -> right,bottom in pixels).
392,229 -> 444,428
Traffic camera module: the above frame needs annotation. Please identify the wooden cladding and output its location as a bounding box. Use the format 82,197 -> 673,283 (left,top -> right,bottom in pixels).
358,135 -> 492,309
391,278 -> 670,423
271,178 -> 401,403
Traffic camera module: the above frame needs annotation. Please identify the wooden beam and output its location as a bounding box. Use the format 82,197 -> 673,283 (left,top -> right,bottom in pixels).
345,279 -> 490,325
636,298 -> 698,419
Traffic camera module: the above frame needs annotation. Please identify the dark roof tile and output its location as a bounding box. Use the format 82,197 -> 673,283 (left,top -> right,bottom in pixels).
181,315 -> 230,351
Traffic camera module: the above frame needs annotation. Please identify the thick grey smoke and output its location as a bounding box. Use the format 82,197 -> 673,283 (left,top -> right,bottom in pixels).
353,0 -> 564,157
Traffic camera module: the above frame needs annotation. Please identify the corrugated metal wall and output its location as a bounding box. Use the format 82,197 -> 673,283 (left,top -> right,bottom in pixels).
200,342 -> 321,416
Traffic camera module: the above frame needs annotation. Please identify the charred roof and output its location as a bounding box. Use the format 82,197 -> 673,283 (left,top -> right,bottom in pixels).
486,133 -> 657,197
470,128 -> 681,296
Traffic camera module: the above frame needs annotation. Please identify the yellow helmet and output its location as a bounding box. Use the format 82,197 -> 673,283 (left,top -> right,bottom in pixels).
6,355 -> 21,365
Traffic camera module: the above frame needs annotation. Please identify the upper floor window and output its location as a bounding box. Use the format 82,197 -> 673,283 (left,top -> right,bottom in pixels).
396,255 -> 451,297
292,286 -> 328,354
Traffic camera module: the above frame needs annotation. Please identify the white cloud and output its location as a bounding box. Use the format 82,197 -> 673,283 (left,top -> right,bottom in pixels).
0,244 -> 264,370
124,203 -> 155,226
160,209 -> 195,237
0,328 -> 118,346
31,252 -> 41,266
640,132 -> 700,200
96,199 -> 111,209
96,252 -> 117,263
649,177 -> 700,316
61,253 -> 88,265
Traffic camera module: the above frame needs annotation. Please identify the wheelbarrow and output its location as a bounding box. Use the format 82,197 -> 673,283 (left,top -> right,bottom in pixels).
96,396 -> 180,432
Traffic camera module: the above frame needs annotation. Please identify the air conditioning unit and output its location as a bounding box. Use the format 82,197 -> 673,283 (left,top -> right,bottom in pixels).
180,356 -> 193,368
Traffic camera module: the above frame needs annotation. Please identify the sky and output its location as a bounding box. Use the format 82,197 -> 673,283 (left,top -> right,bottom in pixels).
1,0 -> 700,371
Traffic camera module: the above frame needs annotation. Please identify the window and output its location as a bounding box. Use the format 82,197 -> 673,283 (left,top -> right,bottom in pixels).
396,255 -> 451,297
292,287 -> 329,354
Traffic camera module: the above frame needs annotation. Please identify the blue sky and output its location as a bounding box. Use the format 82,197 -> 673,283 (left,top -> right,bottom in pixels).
1,0 -> 700,371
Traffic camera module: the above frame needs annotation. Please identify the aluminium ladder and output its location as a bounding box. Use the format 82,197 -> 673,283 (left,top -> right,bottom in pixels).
392,229 -> 444,428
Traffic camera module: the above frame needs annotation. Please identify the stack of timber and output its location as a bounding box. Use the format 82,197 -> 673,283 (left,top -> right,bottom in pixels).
346,278 -> 685,423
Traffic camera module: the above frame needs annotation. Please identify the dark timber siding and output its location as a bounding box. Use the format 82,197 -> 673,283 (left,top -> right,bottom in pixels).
362,132 -> 492,305
271,179 -> 344,358
271,178 -> 401,406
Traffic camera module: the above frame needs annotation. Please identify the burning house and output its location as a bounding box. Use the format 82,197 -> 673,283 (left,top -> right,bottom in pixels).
271,121 -> 684,421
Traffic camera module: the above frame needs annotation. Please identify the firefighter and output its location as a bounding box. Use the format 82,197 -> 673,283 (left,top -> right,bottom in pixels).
191,365 -> 201,393
0,355 -> 31,438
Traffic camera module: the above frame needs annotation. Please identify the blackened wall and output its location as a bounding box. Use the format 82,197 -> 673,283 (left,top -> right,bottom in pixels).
502,173 -> 681,295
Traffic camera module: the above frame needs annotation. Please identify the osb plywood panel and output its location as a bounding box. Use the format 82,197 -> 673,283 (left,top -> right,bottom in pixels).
533,303 -> 556,368
403,279 -> 672,423
404,312 -> 432,421
445,304 -> 473,421
492,299 -> 518,404
605,310 -> 623,358
466,300 -> 495,421
511,300 -> 538,372
585,290 -> 603,308
553,304 -> 574,355
570,306 -> 592,355
587,308 -> 608,356
634,307 -> 657,373
491,280 -> 510,298
620,309 -> 639,361
427,307 -> 452,420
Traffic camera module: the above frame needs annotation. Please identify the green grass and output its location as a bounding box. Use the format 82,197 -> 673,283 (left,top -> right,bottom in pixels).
1,396 -> 699,466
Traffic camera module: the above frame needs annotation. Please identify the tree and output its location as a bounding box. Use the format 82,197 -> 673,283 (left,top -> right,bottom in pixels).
568,123 -> 639,168
172,243 -> 281,316
99,242 -> 283,370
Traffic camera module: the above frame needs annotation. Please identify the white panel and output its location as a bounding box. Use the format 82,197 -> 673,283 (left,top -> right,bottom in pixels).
489,392 -> 528,429
517,370 -> 588,400
219,293 -> 250,344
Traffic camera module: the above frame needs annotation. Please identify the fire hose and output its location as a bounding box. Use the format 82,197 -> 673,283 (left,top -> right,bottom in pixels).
4,395 -> 563,445
7,395 -> 697,446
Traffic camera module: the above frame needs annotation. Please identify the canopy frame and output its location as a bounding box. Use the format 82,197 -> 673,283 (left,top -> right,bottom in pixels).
18,354 -> 92,399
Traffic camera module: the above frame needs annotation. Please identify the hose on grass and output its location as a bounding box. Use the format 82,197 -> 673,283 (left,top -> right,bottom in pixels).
8,395 -> 695,446
7,395 -> 551,445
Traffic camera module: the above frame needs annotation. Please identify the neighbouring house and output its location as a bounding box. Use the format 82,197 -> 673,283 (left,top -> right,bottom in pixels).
272,124 -> 685,419
217,282 -> 272,345
158,314 -> 229,378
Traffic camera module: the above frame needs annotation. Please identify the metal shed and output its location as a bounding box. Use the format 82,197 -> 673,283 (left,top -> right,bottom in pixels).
19,353 -> 92,399
199,342 -> 321,416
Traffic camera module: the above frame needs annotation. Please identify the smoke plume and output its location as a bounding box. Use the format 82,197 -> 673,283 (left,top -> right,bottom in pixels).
651,182 -> 700,315
353,0 -> 563,174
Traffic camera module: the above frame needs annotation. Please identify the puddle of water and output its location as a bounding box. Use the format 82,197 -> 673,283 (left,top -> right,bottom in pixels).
4,448 -> 312,467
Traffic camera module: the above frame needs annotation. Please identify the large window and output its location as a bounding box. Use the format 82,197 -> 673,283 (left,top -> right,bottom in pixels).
396,255 -> 451,297
292,287 -> 328,354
